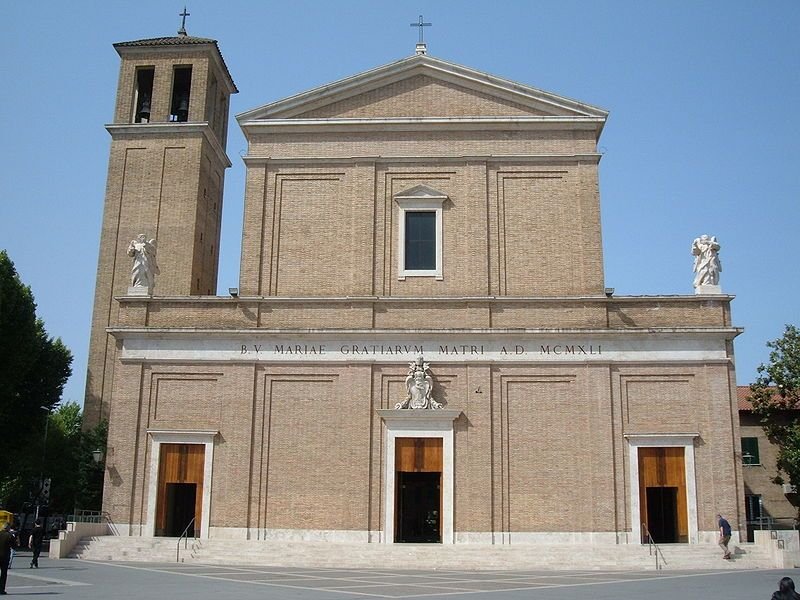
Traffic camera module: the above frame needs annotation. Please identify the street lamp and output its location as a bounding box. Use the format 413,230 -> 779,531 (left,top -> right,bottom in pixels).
92,450 -> 104,464
35,406 -> 51,520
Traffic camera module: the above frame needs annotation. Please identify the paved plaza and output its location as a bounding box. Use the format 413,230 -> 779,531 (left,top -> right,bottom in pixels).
1,557 -> 797,599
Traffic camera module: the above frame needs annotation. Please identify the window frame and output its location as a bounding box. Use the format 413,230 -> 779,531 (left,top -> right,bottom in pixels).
741,436 -> 760,466
395,189 -> 446,280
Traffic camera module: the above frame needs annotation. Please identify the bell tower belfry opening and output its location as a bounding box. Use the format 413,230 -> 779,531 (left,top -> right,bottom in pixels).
83,32 -> 237,427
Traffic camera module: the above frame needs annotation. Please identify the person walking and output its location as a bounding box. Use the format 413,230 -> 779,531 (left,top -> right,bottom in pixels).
5,525 -> 17,569
771,576 -> 800,600
717,513 -> 732,559
0,522 -> 16,595
29,519 -> 45,568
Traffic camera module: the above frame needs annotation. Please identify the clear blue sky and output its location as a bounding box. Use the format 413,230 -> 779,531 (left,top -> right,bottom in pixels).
1,1 -> 798,407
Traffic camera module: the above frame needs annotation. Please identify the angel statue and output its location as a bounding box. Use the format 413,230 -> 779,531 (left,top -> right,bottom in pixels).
127,234 -> 160,290
691,234 -> 721,288
395,355 -> 443,410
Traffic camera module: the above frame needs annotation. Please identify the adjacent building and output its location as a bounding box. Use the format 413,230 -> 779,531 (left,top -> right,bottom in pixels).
738,386 -> 800,541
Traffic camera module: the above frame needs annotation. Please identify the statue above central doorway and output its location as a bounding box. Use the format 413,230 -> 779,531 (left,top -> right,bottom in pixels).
395,355 -> 444,410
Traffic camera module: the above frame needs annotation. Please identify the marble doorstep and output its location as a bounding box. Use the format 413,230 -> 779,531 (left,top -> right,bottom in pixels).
68,537 -> 775,571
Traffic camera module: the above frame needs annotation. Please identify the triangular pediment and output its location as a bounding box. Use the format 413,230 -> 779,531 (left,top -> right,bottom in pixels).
237,54 -> 607,122
394,184 -> 448,200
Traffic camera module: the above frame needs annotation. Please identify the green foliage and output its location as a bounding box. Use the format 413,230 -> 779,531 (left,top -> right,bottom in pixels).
0,250 -> 73,509
44,403 -> 107,513
750,325 -> 800,491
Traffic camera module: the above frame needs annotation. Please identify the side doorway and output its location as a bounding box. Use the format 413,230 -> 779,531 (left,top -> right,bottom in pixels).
155,444 -> 204,537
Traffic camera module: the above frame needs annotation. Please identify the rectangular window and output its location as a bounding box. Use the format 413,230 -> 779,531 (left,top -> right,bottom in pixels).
133,67 -> 154,123
405,211 -> 436,271
395,188 -> 445,279
741,437 -> 760,465
170,66 -> 193,122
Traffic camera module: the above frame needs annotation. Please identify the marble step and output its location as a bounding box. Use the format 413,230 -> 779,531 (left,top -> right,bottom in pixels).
68,537 -> 775,570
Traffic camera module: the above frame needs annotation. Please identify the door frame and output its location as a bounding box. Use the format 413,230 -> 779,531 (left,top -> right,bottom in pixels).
625,433 -> 699,544
146,430 -> 217,539
377,409 -> 460,544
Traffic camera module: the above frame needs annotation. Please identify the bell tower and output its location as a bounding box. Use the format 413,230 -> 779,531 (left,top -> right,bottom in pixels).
83,28 -> 237,426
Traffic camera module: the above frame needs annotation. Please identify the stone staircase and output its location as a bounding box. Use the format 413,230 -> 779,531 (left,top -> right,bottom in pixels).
69,537 -> 775,570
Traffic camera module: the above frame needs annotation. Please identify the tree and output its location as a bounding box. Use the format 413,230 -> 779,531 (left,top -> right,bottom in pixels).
0,250 -> 72,508
749,325 -> 800,496
44,402 -> 107,514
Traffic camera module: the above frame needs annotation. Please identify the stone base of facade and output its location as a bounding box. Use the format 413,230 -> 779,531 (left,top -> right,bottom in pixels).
107,524 -> 734,545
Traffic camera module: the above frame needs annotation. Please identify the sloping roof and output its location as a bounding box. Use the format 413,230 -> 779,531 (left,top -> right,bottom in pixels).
738,385 -> 787,411
738,386 -> 754,411
114,35 -> 218,47
237,53 -> 607,123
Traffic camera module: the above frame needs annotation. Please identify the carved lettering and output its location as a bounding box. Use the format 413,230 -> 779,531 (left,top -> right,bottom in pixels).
247,341 -> 601,358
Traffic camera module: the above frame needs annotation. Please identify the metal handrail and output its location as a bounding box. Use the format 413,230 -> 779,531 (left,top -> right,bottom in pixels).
176,517 -> 197,563
642,523 -> 667,570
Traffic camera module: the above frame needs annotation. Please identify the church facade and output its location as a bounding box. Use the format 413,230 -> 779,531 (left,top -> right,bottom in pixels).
86,30 -> 745,546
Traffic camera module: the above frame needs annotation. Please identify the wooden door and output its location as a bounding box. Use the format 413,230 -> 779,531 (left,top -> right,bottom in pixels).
155,444 -> 204,536
396,438 -> 443,473
395,438 -> 443,543
638,447 -> 688,543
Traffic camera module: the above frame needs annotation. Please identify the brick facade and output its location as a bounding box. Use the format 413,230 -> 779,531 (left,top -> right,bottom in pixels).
89,37 -> 746,544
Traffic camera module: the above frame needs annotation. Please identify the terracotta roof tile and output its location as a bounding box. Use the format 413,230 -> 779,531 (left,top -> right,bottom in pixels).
738,385 -> 754,411
114,36 -> 217,47
738,385 -> 788,411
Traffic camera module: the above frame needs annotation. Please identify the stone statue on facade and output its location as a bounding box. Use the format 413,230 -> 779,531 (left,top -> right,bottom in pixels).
127,234 -> 160,291
395,355 -> 443,410
691,234 -> 721,291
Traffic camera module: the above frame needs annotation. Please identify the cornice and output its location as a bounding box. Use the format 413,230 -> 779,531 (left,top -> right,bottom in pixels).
239,116 -> 605,135
241,153 -> 603,166
114,293 -> 735,304
106,122 -> 232,168
107,327 -> 743,339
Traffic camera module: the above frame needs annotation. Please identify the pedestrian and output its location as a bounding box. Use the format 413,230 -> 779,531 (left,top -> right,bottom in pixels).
0,522 -> 15,595
5,525 -> 17,568
771,576 -> 800,600
29,518 -> 45,568
717,513 -> 732,559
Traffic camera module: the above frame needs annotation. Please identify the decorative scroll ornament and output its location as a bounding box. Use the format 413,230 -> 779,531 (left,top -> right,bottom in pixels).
395,355 -> 443,410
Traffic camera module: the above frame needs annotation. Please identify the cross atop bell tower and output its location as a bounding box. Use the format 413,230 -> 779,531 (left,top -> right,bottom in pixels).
178,6 -> 190,36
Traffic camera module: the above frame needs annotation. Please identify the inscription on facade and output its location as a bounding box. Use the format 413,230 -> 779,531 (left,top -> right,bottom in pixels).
120,335 -> 727,364
239,343 -> 602,357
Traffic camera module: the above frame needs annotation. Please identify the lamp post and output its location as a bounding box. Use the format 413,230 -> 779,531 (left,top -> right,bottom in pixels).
35,406 -> 51,520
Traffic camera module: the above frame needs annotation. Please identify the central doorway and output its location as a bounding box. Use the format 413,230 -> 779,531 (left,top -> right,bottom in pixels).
638,447 -> 687,543
395,438 -> 442,543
